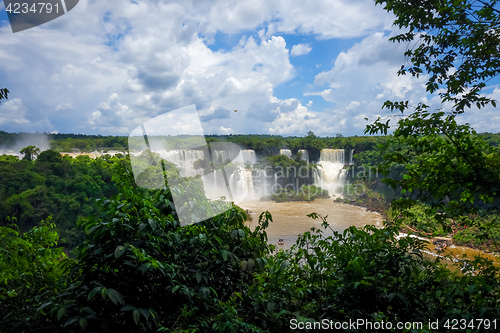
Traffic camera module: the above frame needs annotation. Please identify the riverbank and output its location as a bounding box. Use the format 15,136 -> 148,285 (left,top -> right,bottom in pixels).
336,191 -> 500,255
333,191 -> 390,220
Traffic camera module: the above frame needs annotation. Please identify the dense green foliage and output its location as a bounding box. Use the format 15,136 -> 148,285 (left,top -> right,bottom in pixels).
367,0 -> 500,243
6,199 -> 498,332
43,159 -> 274,332
0,217 -> 69,333
0,151 -> 120,248
2,163 -> 493,333
375,0 -> 500,113
368,112 -> 500,219
19,146 -> 40,161
0,139 -> 498,332
246,214 -> 500,332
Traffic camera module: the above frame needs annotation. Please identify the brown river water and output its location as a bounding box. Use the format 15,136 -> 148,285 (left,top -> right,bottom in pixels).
240,198 -> 383,250
239,198 -> 499,269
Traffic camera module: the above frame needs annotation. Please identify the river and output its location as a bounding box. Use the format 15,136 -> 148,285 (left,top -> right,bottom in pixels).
239,198 -> 500,269
240,198 -> 383,250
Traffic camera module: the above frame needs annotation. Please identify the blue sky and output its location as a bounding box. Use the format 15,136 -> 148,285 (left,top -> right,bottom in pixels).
0,0 -> 499,137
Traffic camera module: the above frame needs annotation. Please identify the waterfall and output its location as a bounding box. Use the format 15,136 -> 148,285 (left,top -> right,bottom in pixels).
298,149 -> 309,163
202,167 -> 233,201
200,148 -> 260,202
241,149 -> 257,165
214,150 -> 230,163
319,149 -> 345,164
314,149 -> 348,197
280,149 -> 292,158
229,167 -> 254,200
160,149 -> 205,177
211,149 -> 257,166
131,144 -> 264,204
201,166 -> 255,202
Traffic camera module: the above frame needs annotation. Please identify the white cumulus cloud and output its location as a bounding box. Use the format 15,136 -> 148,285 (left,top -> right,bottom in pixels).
291,44 -> 312,56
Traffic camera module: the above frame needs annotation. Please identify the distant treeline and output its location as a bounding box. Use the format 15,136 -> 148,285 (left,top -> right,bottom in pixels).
1,130 -> 388,154
2,130 -> 499,155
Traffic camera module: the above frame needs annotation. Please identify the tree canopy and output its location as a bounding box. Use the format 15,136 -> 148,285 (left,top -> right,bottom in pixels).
375,0 -> 500,113
20,145 -> 40,161
367,0 -> 500,234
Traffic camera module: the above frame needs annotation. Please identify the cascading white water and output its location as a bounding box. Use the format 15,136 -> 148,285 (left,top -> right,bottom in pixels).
229,167 -> 254,200
314,149 -> 348,197
160,149 -> 205,177
319,149 -> 345,164
241,149 -> 257,165
214,150 -> 230,163
280,149 -> 292,158
213,149 -> 257,165
200,149 -> 258,202
298,149 -> 309,163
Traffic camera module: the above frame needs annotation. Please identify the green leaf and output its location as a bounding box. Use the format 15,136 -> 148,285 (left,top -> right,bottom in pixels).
133,309 -> 140,325
107,288 -> 124,305
101,287 -> 107,299
79,317 -> 88,330
114,245 -> 125,258
82,307 -> 96,316
397,293 -> 409,307
200,286 -> 210,298
57,306 -> 66,321
276,309 -> 288,318
37,302 -> 51,312
63,317 -> 78,327
138,308 -> 150,319
88,287 -> 101,301
120,305 -> 136,311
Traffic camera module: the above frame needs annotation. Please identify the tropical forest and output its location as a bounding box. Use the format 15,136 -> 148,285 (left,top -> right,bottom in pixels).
2,1 -> 500,333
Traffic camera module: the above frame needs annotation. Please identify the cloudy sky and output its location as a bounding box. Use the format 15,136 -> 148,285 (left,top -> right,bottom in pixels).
0,0 -> 499,137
